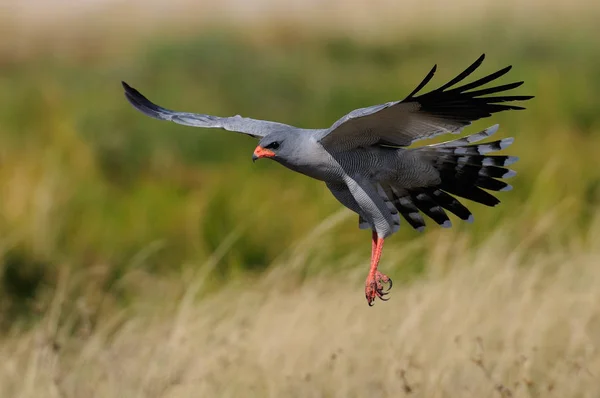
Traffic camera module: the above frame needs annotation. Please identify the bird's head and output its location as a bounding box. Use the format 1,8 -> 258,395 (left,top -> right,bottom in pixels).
253,132 -> 294,163
252,130 -> 320,177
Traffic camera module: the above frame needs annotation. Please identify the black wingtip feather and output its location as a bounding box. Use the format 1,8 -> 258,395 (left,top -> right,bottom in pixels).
121,82 -> 174,121
405,64 -> 437,100
436,54 -> 486,92
122,81 -> 147,105
122,81 -> 146,103
400,54 -> 533,125
463,81 -> 525,97
446,65 -> 513,94
403,54 -> 534,125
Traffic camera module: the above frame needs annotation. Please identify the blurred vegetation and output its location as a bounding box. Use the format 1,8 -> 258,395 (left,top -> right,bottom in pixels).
1,25 -> 599,329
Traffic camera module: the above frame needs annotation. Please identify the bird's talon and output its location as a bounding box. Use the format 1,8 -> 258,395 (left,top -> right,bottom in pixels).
365,270 -> 393,306
386,278 -> 393,291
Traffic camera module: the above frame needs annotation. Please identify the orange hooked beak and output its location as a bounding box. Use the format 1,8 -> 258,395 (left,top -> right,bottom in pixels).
252,146 -> 276,162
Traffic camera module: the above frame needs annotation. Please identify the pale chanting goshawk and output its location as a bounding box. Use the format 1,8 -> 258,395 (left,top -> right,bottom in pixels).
123,54 -> 533,306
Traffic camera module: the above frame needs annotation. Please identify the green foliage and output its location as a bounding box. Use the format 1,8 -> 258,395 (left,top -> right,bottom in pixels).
0,27 -> 599,324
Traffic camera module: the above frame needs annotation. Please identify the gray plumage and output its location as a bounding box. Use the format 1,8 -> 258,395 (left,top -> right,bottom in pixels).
122,54 -> 532,242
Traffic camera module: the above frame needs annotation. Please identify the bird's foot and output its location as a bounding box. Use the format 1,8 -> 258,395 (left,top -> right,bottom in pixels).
365,271 -> 393,306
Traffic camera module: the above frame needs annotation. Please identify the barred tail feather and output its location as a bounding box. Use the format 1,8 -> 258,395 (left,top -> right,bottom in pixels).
423,124 -> 518,207
382,125 -> 518,232
389,187 -> 427,232
361,125 -> 517,233
431,189 -> 474,222
432,124 -> 500,147
410,190 -> 452,228
387,186 -> 470,231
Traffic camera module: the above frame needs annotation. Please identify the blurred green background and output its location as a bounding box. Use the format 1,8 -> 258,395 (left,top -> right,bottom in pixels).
1,1 -> 600,331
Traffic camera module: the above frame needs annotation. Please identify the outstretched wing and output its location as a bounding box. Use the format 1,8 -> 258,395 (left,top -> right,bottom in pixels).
122,82 -> 293,138
318,54 -> 534,151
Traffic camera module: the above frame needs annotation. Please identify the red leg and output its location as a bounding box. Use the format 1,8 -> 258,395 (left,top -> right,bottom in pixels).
365,231 -> 392,306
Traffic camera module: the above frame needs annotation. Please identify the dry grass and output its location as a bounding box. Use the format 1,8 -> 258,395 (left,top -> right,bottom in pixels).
2,212 -> 599,398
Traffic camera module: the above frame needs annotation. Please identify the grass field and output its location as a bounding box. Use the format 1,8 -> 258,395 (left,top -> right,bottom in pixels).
2,217 -> 600,397
1,5 -> 600,396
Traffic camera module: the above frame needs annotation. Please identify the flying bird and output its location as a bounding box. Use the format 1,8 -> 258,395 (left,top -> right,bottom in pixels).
122,54 -> 533,306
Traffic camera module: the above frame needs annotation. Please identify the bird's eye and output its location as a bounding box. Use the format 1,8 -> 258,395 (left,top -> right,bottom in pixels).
265,142 -> 280,150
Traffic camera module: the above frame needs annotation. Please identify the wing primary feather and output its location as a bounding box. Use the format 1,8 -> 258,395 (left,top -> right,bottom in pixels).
315,55 -> 534,150
468,95 -> 534,103
462,82 -> 525,97
122,81 -> 290,138
122,81 -> 176,121
404,64 -> 437,100
445,65 -> 513,94
434,54 -> 486,92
